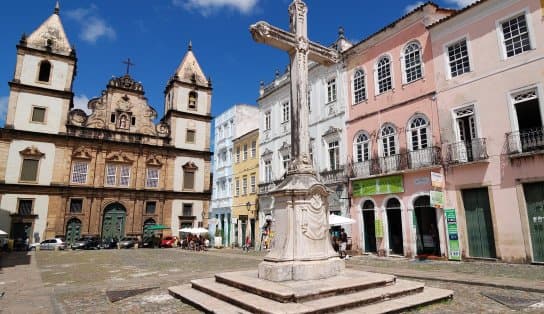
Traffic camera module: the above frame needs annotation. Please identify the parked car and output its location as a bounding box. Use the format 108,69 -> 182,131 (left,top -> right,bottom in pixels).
141,237 -> 154,248
118,237 -> 139,249
101,238 -> 118,249
32,238 -> 67,251
72,236 -> 101,250
160,236 -> 179,248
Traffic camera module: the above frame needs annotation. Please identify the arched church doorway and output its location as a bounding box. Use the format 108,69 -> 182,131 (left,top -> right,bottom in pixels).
65,218 -> 82,245
143,218 -> 156,241
102,203 -> 126,242
362,200 -> 377,253
414,195 -> 440,256
386,198 -> 404,255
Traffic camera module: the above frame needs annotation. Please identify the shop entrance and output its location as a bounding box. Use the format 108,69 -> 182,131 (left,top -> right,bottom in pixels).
386,198 -> 403,255
462,188 -> 496,258
414,195 -> 440,256
362,200 -> 377,253
523,182 -> 544,262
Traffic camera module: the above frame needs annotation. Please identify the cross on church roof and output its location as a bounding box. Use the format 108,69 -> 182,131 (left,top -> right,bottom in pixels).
122,58 -> 135,75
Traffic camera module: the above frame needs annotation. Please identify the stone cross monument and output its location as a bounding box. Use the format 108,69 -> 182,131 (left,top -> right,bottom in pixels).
250,0 -> 344,282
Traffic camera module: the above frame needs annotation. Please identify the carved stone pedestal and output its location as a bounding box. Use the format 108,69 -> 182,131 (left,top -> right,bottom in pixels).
258,174 -> 343,282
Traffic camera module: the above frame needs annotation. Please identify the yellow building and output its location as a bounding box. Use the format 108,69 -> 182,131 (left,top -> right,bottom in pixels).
232,129 -> 259,248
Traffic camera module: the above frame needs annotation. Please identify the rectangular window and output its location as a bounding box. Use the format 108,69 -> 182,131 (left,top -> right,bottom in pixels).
20,159 -> 39,182
18,199 -> 33,215
251,141 -> 256,158
145,167 -> 160,188
282,102 -> 290,123
31,107 -> 46,123
264,160 -> 272,183
327,79 -> 337,103
186,129 -> 196,143
145,201 -> 156,214
447,39 -> 471,77
501,14 -> 531,58
71,161 -> 88,184
265,111 -> 271,130
106,164 -> 117,186
119,165 -> 131,186
328,140 -> 340,170
183,203 -> 193,217
183,170 -> 195,190
235,179 -> 240,196
250,175 -> 256,193
243,144 -> 248,160
236,147 -> 241,163
242,176 -> 248,195
282,154 -> 290,172
69,199 -> 83,213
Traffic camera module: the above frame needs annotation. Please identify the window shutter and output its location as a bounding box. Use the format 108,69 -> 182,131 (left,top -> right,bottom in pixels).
184,171 -> 195,190
20,159 -> 39,181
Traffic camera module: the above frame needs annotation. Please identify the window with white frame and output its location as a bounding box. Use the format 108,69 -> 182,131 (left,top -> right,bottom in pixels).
404,42 -> 423,83
265,111 -> 271,130
354,133 -> 370,163
71,161 -> 88,184
447,39 -> 470,77
243,144 -> 248,160
105,164 -> 131,187
408,116 -> 429,151
327,78 -> 337,103
380,125 -> 397,157
119,165 -> 131,186
500,13 -> 532,58
282,102 -> 290,123
251,141 -> 256,158
353,70 -> 366,104
242,176 -> 248,195
264,159 -> 272,183
250,174 -> 256,193
281,153 -> 290,172
235,179 -> 240,196
328,140 -> 340,170
377,56 -> 392,94
236,147 -> 240,163
145,167 -> 160,188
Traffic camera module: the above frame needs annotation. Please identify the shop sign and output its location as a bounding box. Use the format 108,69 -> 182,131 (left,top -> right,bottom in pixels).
414,177 -> 430,185
431,172 -> 444,188
375,219 -> 384,238
430,191 -> 444,209
353,175 -> 404,197
444,209 -> 461,261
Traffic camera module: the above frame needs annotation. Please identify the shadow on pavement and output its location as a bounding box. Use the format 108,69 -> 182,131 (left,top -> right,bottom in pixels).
0,251 -> 31,272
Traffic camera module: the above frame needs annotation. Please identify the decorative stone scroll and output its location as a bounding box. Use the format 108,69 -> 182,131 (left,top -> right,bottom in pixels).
19,146 -> 45,158
105,151 -> 134,163
146,155 -> 163,166
72,147 -> 93,160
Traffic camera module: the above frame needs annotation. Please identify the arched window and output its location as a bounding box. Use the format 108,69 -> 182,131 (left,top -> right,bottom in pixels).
377,56 -> 392,94
354,132 -> 370,163
353,70 -> 366,104
404,42 -> 422,83
188,91 -> 198,110
362,200 -> 374,210
386,198 -> 401,209
380,124 -> 397,157
408,115 -> 429,151
38,60 -> 52,82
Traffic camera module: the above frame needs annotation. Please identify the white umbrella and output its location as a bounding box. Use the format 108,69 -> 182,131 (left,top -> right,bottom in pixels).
0,229 -> 7,237
179,227 -> 193,233
329,214 -> 356,226
191,227 -> 209,235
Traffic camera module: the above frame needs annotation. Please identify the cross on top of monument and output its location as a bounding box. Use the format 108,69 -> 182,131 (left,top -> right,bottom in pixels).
122,58 -> 135,76
250,0 -> 340,175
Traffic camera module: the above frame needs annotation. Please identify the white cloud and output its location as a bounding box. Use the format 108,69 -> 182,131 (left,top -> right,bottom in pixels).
66,6 -> 116,44
445,0 -> 479,8
73,95 -> 91,114
0,96 -> 8,127
404,1 -> 424,14
173,0 -> 259,15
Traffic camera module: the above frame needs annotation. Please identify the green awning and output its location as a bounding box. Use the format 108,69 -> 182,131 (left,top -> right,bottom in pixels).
146,224 -> 169,230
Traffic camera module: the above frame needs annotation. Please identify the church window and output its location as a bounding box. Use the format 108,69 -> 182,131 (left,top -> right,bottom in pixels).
242,176 -> 248,195
105,164 -> 117,185
131,117 -> 136,126
251,141 -> 256,158
328,140 -> 340,170
264,111 -> 271,130
145,201 -> 156,214
183,169 -> 195,190
17,199 -> 34,215
282,102 -> 290,123
327,78 -> 337,103
353,70 -> 366,104
119,165 -> 131,186
404,42 -> 423,83
38,60 -> 52,83
71,161 -> 88,184
20,159 -> 39,182
377,56 -> 392,94
188,91 -> 198,110
145,167 -> 160,188
69,199 -> 83,213
186,129 -> 196,143
105,164 -> 131,187
31,107 -> 46,123
111,114 -> 116,123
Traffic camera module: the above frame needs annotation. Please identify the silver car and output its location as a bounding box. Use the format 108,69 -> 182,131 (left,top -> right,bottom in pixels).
118,237 -> 139,249
38,238 -> 67,250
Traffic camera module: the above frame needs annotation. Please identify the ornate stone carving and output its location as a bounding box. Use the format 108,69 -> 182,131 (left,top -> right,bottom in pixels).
72,147 -> 93,160
68,109 -> 88,126
146,155 -> 163,166
105,151 -> 134,163
182,161 -> 199,171
301,194 -> 327,240
156,122 -> 170,137
19,146 -> 45,158
108,75 -> 144,93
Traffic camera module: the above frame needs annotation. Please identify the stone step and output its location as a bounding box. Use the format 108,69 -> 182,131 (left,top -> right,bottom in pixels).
215,269 -> 396,303
168,284 -> 251,314
338,287 -> 453,314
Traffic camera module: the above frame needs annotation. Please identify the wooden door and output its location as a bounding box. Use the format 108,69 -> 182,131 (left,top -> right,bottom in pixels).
523,182 -> 544,262
65,219 -> 81,245
462,188 -> 496,258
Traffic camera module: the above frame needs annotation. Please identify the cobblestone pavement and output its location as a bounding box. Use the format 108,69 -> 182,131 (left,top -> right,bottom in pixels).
1,249 -> 543,313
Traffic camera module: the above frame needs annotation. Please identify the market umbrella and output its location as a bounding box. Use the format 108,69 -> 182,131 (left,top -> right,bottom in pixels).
191,227 -> 209,235
179,227 -> 193,233
0,229 -> 7,237
329,214 -> 356,226
147,224 -> 170,231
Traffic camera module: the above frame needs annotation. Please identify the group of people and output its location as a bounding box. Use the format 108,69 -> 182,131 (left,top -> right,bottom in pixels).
181,234 -> 209,251
331,228 -> 349,259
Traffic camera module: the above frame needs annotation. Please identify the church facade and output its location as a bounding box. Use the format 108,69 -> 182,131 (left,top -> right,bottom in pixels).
0,6 -> 212,244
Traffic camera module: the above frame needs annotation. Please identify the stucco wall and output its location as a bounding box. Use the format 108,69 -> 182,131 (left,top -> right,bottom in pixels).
5,140 -> 56,185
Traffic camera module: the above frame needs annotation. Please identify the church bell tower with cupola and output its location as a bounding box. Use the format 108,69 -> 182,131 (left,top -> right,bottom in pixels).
5,1 -> 76,134
163,42 -> 212,151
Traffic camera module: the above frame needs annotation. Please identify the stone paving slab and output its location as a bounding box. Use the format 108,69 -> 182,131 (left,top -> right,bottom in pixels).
169,284 -> 250,314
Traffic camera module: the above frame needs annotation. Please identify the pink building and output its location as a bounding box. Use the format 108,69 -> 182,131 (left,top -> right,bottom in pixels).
430,0 -> 544,263
345,4 -> 453,258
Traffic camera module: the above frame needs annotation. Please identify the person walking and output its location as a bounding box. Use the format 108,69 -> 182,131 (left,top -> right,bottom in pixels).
243,236 -> 251,252
339,228 -> 348,259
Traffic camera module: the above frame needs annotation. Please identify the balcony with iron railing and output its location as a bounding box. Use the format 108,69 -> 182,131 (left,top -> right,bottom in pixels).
351,147 -> 442,178
318,166 -> 347,185
507,127 -> 544,156
446,138 -> 488,164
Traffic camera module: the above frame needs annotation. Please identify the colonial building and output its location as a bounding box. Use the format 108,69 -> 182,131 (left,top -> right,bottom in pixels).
345,3 -> 452,257
430,0 -> 544,263
257,30 -> 352,225
231,128 -> 259,248
210,104 -> 258,247
0,5 -> 212,244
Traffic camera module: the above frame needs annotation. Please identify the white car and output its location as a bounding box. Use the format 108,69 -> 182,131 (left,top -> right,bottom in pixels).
30,238 -> 67,251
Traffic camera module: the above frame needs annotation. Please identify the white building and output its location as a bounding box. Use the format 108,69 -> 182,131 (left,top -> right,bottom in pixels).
257,30 -> 352,225
210,104 -> 259,247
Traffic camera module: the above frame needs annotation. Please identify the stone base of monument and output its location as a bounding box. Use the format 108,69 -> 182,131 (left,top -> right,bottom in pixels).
258,258 -> 345,282
169,269 -> 453,313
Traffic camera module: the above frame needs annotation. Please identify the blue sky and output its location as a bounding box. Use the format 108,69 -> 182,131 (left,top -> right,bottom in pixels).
0,0 -> 475,126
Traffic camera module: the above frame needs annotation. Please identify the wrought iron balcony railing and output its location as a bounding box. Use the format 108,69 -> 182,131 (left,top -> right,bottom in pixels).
446,138 -> 488,164
351,147 -> 441,178
318,166 -> 347,185
258,182 -> 277,194
507,127 -> 544,155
